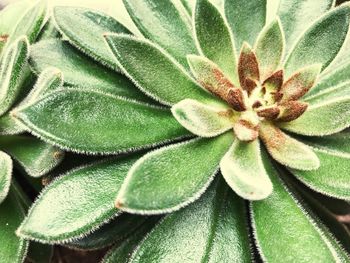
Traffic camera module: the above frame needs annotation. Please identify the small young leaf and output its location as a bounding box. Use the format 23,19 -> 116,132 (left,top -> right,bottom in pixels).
0,151 -> 12,204
105,34 -> 218,106
220,139 -> 273,200
128,178 -> 252,263
280,97 -> 350,136
171,99 -> 234,137
14,89 -> 188,155
260,122 -> 320,170
123,0 -> 196,67
255,19 -> 284,80
284,4 -> 350,76
17,156 -> 140,243
194,0 -> 238,85
53,6 -> 131,71
116,133 -> 233,214
238,43 -> 260,93
29,39 -> 150,102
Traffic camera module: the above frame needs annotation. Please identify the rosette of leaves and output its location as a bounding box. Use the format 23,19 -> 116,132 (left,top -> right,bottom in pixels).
12,0 -> 350,262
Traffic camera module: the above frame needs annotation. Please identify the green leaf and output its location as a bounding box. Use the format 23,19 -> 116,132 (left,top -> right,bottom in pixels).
14,89 -> 188,154
224,0 -> 266,50
128,178 -> 252,263
0,136 -> 63,178
0,187 -> 28,263
194,0 -> 238,85
0,36 -> 29,116
53,6 -> 131,71
280,97 -> 350,136
254,18 -> 284,80
251,153 -> 349,263
0,151 -> 12,204
29,39 -> 151,102
277,0 -> 334,54
171,99 -> 233,137
0,113 -> 26,135
17,156 -> 140,243
123,0 -> 196,67
284,5 -> 350,77
116,133 -> 233,214
260,122 -> 320,170
220,139 -> 273,200
105,34 -> 218,106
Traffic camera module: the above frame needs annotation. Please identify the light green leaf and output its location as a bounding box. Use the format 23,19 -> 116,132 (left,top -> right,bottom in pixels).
255,18 -> 284,80
220,139 -> 273,200
194,0 -> 238,85
123,0 -> 196,67
0,187 -> 28,263
116,133 -> 233,214
0,136 -> 63,178
17,156 -> 140,243
171,99 -> 233,137
105,34 -> 218,106
0,113 -> 26,135
29,39 -> 150,102
0,36 -> 29,116
53,6 -> 131,71
225,0 -> 266,50
14,89 -> 188,154
284,4 -> 350,77
251,153 -> 349,263
277,0 -> 334,54
260,122 -> 320,170
0,151 -> 12,204
280,97 -> 350,136
129,178 -> 252,263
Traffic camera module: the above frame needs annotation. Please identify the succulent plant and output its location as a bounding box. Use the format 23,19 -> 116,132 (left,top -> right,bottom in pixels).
2,0 -> 350,262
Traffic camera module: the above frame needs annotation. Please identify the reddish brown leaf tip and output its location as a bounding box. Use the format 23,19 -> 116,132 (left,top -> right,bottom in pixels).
226,88 -> 246,111
0,34 -> 9,42
115,200 -> 124,209
257,106 -> 280,120
238,43 -> 260,93
233,119 -> 259,142
263,70 -> 284,91
278,101 -> 308,122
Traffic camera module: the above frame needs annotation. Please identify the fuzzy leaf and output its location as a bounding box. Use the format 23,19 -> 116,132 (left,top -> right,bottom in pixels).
116,133 -> 233,214
53,6 -> 131,71
260,122 -> 320,170
220,139 -> 273,200
194,0 -> 238,85
0,136 -> 63,178
14,89 -> 188,154
0,114 -> 25,135
284,5 -> 350,77
225,0 -> 266,49
280,97 -> 350,136
105,34 -> 217,106
171,99 -> 233,137
0,151 -> 12,204
238,43 -> 260,93
277,0 -> 334,54
0,36 -> 29,116
29,39 -> 150,102
123,0 -> 196,67
255,19 -> 284,80
17,156 -> 140,243
0,187 -> 28,263
128,178 -> 252,263
251,153 -> 349,262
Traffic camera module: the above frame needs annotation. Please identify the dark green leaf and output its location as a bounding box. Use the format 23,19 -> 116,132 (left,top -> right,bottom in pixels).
0,150 -> 12,204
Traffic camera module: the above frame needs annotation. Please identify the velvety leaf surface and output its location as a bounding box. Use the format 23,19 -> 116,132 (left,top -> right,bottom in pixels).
17,156 -> 141,243
0,136 -> 63,178
277,0 -> 334,54
251,153 -> 349,263
0,114 -> 26,135
129,178 -> 252,263
220,140 -> 273,200
105,34 -> 218,106
0,151 -> 12,204
284,5 -> 350,77
29,39 -> 150,102
116,133 -> 233,214
14,89 -> 188,154
123,0 -> 196,67
280,97 -> 350,136
53,6 -> 131,71
225,0 -> 266,49
194,0 -> 238,85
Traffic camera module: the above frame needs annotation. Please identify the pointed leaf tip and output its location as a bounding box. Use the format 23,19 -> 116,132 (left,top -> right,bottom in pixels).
238,42 -> 260,93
